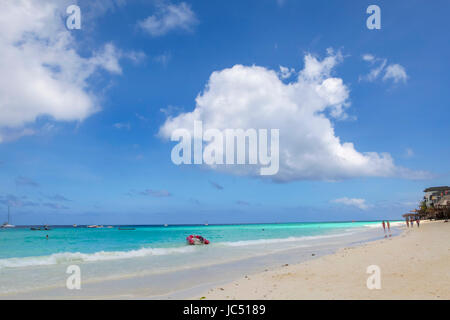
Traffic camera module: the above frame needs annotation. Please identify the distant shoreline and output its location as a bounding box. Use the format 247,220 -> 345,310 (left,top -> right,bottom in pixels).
4,220 -> 403,228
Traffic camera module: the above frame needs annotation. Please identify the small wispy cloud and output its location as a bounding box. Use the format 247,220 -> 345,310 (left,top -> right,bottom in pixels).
113,122 -> 131,130
140,189 -> 172,197
405,148 -> 414,158
138,2 -> 198,37
160,105 -> 183,117
332,197 -> 370,210
135,113 -> 148,122
125,51 -> 147,64
209,181 -> 224,190
47,194 -> 71,202
362,54 -> 376,62
395,167 -> 434,180
383,64 -> 408,83
0,128 -> 35,144
154,52 -> 172,66
0,194 -> 39,207
43,202 -> 69,210
15,176 -> 39,187
360,54 -> 407,84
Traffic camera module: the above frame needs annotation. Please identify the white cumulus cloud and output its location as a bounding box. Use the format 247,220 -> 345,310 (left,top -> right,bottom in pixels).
159,50 -> 428,182
0,0 -> 128,142
138,2 -> 197,37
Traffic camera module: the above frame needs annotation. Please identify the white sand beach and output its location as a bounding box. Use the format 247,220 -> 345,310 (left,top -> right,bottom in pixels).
199,221 -> 450,300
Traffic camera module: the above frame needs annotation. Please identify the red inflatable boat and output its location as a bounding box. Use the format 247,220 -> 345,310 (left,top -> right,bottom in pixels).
186,235 -> 210,245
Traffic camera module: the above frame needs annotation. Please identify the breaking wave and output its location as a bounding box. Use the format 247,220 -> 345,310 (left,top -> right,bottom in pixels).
0,224 -> 382,269
0,246 -> 196,269
218,231 -> 356,247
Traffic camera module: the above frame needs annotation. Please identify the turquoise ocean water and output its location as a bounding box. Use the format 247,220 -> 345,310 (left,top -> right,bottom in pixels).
0,221 -> 383,264
0,221 -> 398,297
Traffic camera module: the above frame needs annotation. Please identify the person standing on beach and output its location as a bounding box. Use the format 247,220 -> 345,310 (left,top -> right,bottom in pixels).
406,219 -> 410,228
387,221 -> 391,236
416,219 -> 420,228
410,218 -> 413,228
382,221 -> 386,237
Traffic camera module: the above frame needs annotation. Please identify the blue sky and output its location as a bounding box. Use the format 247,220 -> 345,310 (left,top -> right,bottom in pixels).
0,0 -> 449,225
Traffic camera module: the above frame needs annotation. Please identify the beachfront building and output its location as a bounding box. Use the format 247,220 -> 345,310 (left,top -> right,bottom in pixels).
423,186 -> 450,208
413,186 -> 450,221
436,195 -> 450,206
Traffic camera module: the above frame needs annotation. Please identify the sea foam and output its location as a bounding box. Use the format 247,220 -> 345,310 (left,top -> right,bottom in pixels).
218,231 -> 356,247
0,246 -> 196,269
0,224 -> 382,269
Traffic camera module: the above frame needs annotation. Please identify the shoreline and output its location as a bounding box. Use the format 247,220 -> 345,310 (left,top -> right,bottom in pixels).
198,220 -> 449,300
3,221 -> 447,300
1,223 -> 396,299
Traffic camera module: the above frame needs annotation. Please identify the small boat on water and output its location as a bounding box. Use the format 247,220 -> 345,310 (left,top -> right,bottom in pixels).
186,235 -> 210,245
1,206 -> 15,229
1,222 -> 14,229
87,225 -> 104,228
30,225 -> 51,231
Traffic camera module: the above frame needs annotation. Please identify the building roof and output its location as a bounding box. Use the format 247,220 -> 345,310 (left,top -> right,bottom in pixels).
423,186 -> 450,192
402,213 -> 418,218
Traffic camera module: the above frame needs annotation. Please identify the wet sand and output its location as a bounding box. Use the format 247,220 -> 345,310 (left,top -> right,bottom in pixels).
200,221 -> 450,299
